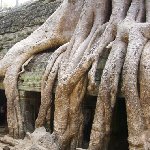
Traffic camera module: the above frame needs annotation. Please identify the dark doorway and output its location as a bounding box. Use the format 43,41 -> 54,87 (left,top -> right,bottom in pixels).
0,90 -> 7,135
22,91 -> 55,132
26,91 -> 41,127
82,96 -> 129,150
0,90 -> 7,127
20,91 -> 41,133
108,98 -> 129,150
82,95 -> 97,148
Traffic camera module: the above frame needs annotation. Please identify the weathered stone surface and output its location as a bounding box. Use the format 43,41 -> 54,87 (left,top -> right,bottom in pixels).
0,0 -> 61,59
18,51 -> 53,92
12,127 -> 59,150
17,49 -> 109,96
0,127 -> 59,150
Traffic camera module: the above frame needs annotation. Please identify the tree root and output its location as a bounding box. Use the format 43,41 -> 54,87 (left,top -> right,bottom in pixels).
35,43 -> 68,128
18,56 -> 34,75
4,54 -> 35,138
89,0 -> 150,149
140,41 -> 150,129
2,0 -> 83,139
0,0 -> 83,77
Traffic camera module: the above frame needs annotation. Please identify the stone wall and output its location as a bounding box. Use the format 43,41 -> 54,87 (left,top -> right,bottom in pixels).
16,49 -> 109,96
0,0 -> 61,59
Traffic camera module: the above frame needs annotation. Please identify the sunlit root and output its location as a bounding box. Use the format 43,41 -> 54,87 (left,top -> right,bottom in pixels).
89,0 -> 150,149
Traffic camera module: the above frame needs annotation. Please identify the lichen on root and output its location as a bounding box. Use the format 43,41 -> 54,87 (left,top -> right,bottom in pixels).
1,0 -> 150,150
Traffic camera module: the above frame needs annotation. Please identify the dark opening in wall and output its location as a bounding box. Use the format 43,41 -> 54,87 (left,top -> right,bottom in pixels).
0,90 -> 8,134
18,91 -> 56,133
32,92 -> 55,132
50,93 -> 55,133
20,91 -> 41,133
27,92 -> 41,127
82,95 -> 97,148
108,98 -> 129,150
81,96 -> 128,150
31,92 -> 41,123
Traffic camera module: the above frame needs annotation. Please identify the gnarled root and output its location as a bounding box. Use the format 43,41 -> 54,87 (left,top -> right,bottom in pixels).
89,0 -> 149,149
140,41 -> 150,130
4,54 -> 34,138
89,38 -> 127,150
123,27 -> 147,150
1,0 -> 83,139
54,76 -> 87,149
35,43 -> 68,128
50,0 -> 112,149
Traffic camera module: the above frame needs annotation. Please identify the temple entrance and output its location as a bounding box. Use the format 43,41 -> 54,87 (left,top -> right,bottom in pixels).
0,90 -> 7,135
108,97 -> 129,150
82,96 -> 129,150
21,91 -> 41,132
82,95 -> 97,148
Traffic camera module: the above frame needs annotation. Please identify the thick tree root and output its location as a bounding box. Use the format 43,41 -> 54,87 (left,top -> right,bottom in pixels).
4,55 -> 33,138
140,41 -> 150,129
54,77 -> 87,149
89,38 -> 127,150
123,27 -> 147,150
1,0 -> 83,139
89,0 -> 150,149
35,43 -> 68,128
